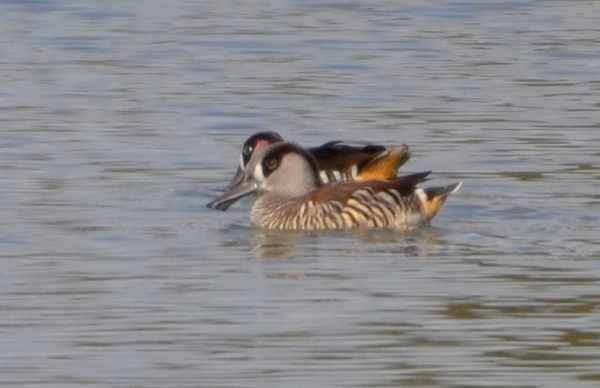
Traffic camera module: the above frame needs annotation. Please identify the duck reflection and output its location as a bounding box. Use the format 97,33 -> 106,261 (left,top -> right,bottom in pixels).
251,226 -> 448,260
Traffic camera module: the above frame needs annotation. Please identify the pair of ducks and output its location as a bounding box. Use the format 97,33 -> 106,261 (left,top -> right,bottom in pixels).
207,132 -> 461,230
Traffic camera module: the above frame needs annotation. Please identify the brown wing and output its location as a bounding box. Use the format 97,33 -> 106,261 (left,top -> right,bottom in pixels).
306,171 -> 432,205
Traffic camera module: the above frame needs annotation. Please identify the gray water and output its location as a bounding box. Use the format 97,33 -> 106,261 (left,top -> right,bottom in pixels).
1,1 -> 600,387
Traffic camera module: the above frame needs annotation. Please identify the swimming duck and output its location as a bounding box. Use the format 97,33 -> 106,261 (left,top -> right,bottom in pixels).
208,142 -> 461,230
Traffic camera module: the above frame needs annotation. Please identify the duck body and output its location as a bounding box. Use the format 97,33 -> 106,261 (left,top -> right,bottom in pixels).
251,172 -> 459,230
210,142 -> 461,230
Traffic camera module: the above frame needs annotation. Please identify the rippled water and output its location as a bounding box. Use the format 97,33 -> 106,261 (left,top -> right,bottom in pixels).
1,1 -> 600,387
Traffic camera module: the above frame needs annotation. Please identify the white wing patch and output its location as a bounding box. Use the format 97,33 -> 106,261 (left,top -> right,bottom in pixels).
415,187 -> 428,204
319,171 -> 329,183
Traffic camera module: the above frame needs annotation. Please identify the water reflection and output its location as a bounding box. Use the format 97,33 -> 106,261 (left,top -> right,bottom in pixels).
251,226 -> 452,260
251,230 -> 314,259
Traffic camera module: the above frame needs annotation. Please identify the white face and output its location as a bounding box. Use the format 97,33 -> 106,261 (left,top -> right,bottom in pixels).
252,161 -> 267,184
252,151 -> 320,198
243,143 -> 275,178
252,159 -> 280,195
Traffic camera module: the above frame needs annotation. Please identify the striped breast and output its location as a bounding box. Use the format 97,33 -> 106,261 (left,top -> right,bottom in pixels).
250,186 -> 429,230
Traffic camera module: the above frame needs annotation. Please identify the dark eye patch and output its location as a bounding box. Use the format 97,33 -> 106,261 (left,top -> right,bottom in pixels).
241,132 -> 284,167
242,143 -> 255,165
266,158 -> 278,170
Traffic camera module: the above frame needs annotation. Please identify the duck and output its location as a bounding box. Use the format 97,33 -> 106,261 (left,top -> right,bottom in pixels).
208,131 -> 410,210
208,142 -> 461,230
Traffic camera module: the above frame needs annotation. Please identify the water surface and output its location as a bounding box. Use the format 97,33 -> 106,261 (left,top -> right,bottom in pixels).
1,1 -> 599,387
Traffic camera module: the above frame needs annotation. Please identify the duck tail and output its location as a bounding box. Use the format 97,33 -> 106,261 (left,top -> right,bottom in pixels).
420,182 -> 462,219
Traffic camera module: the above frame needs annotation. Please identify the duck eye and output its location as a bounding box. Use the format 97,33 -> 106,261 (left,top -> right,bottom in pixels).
265,158 -> 278,171
243,145 -> 254,156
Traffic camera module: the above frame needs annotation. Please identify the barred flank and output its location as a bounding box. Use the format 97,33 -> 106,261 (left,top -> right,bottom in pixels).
251,186 -> 430,230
